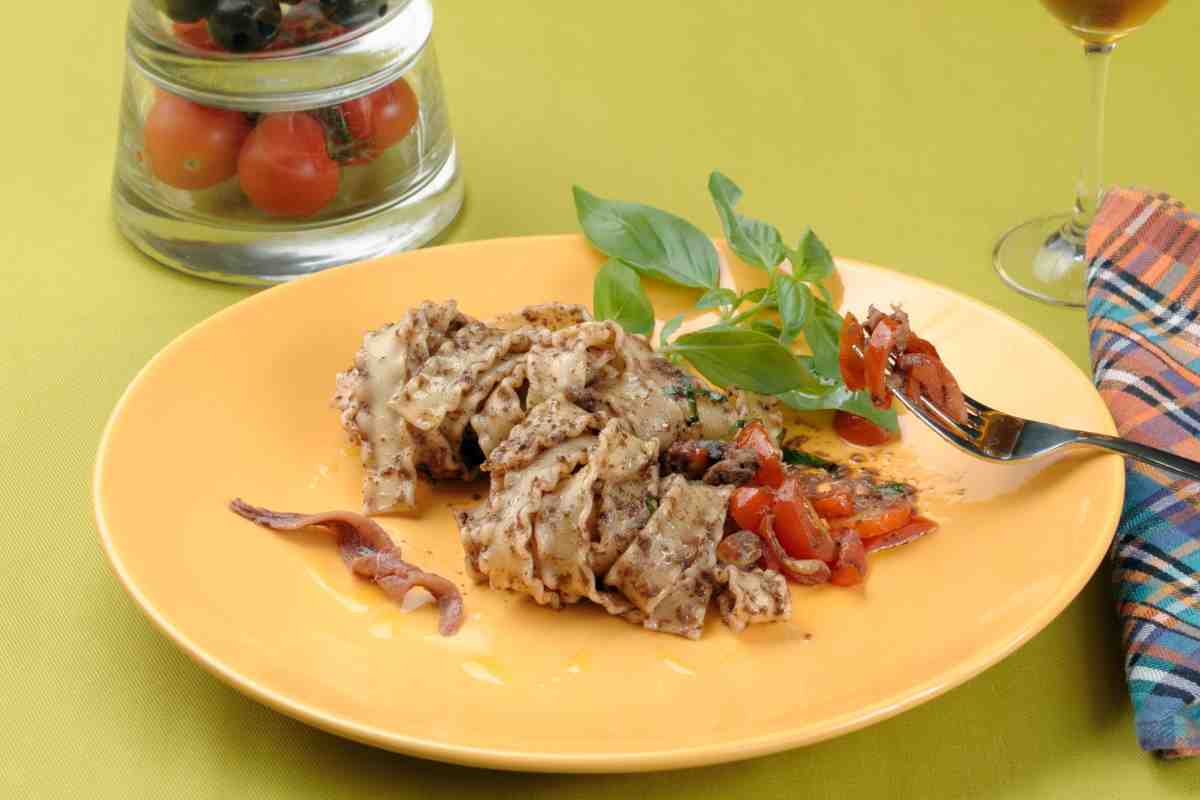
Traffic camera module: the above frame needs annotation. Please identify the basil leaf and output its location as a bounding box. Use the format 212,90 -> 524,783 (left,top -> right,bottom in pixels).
781,448 -> 838,471
750,319 -> 782,338
660,313 -> 684,349
741,287 -> 768,304
696,287 -> 739,310
790,227 -> 835,282
777,384 -> 899,432
773,273 -> 812,345
803,296 -> 842,379
593,258 -> 654,335
708,172 -> 786,270
668,328 -> 806,395
574,186 -> 719,289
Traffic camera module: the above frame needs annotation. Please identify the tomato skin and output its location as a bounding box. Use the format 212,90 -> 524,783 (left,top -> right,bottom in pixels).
839,312 -> 867,390
368,79 -> 419,150
238,112 -> 340,217
865,516 -> 938,552
172,20 -> 222,50
734,420 -> 784,489
144,92 -> 250,190
903,334 -> 940,360
830,531 -> 868,586
730,486 -> 773,533
833,410 -> 894,447
865,316 -> 902,409
772,478 -> 837,562
810,487 -> 855,519
834,498 -> 912,540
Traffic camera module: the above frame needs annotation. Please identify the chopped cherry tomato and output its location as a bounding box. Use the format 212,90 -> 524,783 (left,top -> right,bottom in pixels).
897,352 -> 969,424
839,311 -> 867,390
833,410 -> 894,447
238,112 -> 340,217
730,486 -> 774,533
734,420 -> 784,488
809,487 -> 855,519
840,498 -> 913,540
830,531 -> 868,586
865,516 -> 938,553
772,478 -> 837,562
864,316 -> 902,409
144,92 -> 250,189
903,334 -> 940,360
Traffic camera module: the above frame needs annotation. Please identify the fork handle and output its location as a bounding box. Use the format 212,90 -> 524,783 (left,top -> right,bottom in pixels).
1075,433 -> 1200,481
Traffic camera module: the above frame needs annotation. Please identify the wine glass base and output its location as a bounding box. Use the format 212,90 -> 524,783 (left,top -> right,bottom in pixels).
993,213 -> 1088,308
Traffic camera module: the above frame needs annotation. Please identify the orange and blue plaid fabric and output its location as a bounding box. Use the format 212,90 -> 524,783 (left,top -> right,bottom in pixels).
1086,188 -> 1200,758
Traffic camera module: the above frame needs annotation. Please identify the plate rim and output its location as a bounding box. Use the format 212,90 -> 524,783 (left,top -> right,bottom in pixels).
93,234 -> 1124,772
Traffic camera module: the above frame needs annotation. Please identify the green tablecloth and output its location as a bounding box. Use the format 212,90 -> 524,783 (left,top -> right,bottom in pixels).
4,1 -> 1198,796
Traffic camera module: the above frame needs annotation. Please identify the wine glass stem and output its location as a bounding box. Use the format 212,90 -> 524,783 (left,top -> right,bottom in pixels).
1065,41 -> 1115,244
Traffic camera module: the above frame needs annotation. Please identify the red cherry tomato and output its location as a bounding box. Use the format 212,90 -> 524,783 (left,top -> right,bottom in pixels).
864,316 -> 903,409
238,112 -> 340,217
172,20 -> 222,51
829,531 -> 868,586
832,498 -> 913,541
144,92 -> 250,190
833,410 -> 894,447
734,420 -> 784,489
771,477 -> 836,562
337,79 -> 419,163
864,516 -> 938,552
839,311 -> 867,390
809,486 -> 855,519
367,79 -> 419,150
730,486 -> 774,533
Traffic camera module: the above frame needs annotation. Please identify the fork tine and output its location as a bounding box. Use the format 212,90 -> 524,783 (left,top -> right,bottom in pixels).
889,387 -> 982,449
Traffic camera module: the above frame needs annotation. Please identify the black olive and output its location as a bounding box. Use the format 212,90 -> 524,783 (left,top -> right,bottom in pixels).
154,0 -> 218,23
319,0 -> 390,28
208,0 -> 282,52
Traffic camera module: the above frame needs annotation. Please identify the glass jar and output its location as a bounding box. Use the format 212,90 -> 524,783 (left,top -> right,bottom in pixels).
113,0 -> 463,284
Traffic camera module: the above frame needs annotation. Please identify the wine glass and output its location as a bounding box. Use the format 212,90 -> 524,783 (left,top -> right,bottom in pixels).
993,0 -> 1169,307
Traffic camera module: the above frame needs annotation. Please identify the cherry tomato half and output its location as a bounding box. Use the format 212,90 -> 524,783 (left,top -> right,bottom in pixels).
839,311 -> 867,390
730,485 -> 774,533
144,92 -> 250,190
833,410 -> 894,447
734,420 -> 784,489
238,112 -> 340,217
864,315 -> 903,409
829,531 -> 868,586
772,478 -> 837,562
809,486 -> 855,519
864,516 -> 938,553
833,497 -> 912,540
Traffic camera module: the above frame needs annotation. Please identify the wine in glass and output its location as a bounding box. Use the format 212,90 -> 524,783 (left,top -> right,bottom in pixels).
993,0 -> 1169,307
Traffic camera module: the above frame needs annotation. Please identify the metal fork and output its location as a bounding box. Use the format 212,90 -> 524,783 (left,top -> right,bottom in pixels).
875,353 -> 1200,480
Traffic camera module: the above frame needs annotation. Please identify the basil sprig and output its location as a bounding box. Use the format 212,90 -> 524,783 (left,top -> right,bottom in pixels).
576,172 -> 898,431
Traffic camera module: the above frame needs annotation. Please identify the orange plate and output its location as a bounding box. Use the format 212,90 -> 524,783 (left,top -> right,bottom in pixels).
93,236 -> 1123,772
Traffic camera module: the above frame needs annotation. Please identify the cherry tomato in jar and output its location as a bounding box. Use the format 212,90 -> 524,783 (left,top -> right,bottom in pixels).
729,486 -> 773,533
238,112 -> 340,217
144,92 -> 251,190
833,410 -> 894,447
771,477 -> 837,562
733,420 -> 784,489
172,20 -> 222,50
338,79 -> 419,163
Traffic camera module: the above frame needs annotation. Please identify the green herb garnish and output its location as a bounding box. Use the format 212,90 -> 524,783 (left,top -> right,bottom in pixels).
645,496 -> 659,514
578,171 -> 898,430
781,447 -> 838,471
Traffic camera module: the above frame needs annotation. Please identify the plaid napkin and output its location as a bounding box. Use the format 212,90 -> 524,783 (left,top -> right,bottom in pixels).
1086,188 -> 1200,758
